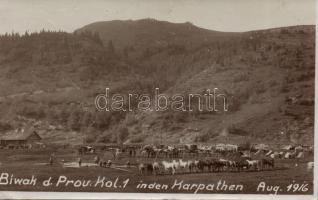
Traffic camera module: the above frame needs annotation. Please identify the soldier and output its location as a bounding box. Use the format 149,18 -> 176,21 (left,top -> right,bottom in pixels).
94,155 -> 100,164
126,160 -> 131,168
78,157 -> 82,167
49,156 -> 53,166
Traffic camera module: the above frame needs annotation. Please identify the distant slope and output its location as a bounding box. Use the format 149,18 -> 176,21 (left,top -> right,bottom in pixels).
0,19 -> 314,145
75,19 -> 236,54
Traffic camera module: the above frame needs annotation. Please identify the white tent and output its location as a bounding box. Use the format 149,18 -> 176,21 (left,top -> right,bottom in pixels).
254,143 -> 269,150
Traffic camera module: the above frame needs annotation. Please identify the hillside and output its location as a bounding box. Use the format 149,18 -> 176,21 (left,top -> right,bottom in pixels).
75,19 -> 235,52
0,19 -> 314,146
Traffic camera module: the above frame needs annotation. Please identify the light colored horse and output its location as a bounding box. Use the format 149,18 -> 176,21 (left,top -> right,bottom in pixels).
254,149 -> 262,156
307,161 -> 314,171
172,160 -> 181,172
216,146 -> 225,152
278,152 -> 284,158
265,150 -> 273,157
225,144 -> 238,152
138,163 -> 145,175
161,161 -> 176,175
140,150 -> 148,157
295,146 -> 303,152
152,162 -> 160,175
296,152 -> 304,158
270,152 -> 279,159
178,159 -> 188,172
114,148 -> 122,160
246,160 -> 261,170
285,151 -> 296,159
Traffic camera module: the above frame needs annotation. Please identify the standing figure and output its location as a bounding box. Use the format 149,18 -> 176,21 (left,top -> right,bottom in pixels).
78,157 -> 82,167
49,156 -> 53,166
94,155 -> 100,164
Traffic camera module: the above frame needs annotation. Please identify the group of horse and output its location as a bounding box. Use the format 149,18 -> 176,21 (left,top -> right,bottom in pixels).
139,144 -> 241,159
138,157 -> 274,175
140,145 -> 181,158
254,145 -> 309,159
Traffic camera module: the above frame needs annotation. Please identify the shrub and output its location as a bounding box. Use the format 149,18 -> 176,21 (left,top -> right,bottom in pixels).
130,134 -> 145,143
233,73 -> 249,82
124,114 -> 138,126
0,121 -> 12,132
173,111 -> 188,123
85,134 -> 97,143
194,132 -> 210,143
117,126 -> 129,144
97,130 -> 116,143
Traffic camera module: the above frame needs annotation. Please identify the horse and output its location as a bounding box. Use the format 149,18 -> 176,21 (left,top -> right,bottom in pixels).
187,160 -> 196,173
285,151 -> 296,159
225,144 -> 238,152
254,149 -> 262,156
307,161 -> 314,171
236,159 -> 249,171
261,158 -> 274,169
138,163 -> 146,175
196,160 -> 206,172
138,163 -> 153,175
178,159 -> 188,173
126,161 -> 131,168
295,146 -> 303,152
140,150 -> 148,157
152,162 -> 160,175
227,160 -> 237,171
99,160 -> 107,168
161,160 -> 176,175
153,148 -> 163,158
219,159 -> 230,171
246,160 -> 261,171
98,159 -> 111,168
296,152 -> 304,159
167,146 -> 179,158
172,160 -> 181,173
114,148 -> 122,160
270,152 -> 279,159
203,159 -> 213,172
206,159 -> 225,172
106,160 -> 112,167
94,156 -> 100,164
265,150 -> 273,157
143,145 -> 156,158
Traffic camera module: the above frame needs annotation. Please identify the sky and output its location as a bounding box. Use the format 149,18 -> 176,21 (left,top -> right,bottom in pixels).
0,0 -> 315,34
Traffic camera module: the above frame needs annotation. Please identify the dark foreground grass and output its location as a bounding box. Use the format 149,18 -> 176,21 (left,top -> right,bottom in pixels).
0,149 -> 313,195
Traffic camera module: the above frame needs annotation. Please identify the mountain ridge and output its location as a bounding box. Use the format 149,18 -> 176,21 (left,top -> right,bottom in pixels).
0,19 -> 314,146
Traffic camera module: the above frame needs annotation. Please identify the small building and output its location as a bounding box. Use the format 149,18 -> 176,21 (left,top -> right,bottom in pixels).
0,127 -> 42,148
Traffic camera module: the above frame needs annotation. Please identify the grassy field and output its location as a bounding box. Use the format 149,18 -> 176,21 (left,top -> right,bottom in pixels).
0,148 -> 313,195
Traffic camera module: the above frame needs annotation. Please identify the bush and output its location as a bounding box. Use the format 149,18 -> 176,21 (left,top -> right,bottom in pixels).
194,130 -> 214,142
0,121 -> 12,132
233,73 -> 249,82
117,126 -> 129,144
124,114 -> 138,126
130,134 -> 145,143
97,130 -> 116,143
173,112 -> 188,123
85,134 -> 97,143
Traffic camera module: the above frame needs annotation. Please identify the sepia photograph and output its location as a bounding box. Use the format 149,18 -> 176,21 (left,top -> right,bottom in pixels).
0,0 -> 315,199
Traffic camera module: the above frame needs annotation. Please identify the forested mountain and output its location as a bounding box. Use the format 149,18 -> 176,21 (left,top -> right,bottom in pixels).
0,19 -> 314,146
